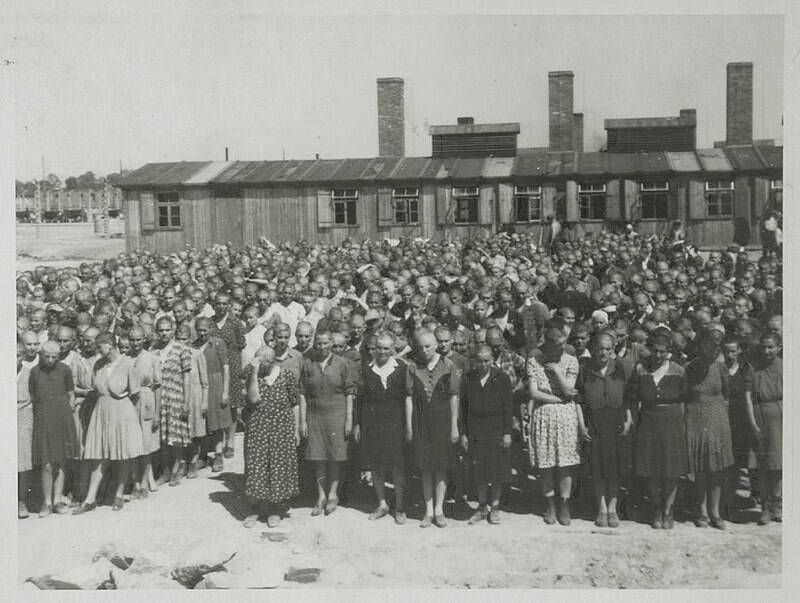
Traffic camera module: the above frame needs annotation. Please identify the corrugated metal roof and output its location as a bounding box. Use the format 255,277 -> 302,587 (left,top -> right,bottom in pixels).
605,116 -> 693,129
637,151 -> 671,173
724,146 -> 766,171
606,153 -> 637,174
184,161 -> 235,185
117,162 -> 211,186
577,152 -> 607,175
696,147 -> 734,172
666,152 -> 702,172
483,156 -> 515,179
429,123 -> 520,135
389,157 -> 433,181
754,145 -> 782,170
120,144 -> 782,188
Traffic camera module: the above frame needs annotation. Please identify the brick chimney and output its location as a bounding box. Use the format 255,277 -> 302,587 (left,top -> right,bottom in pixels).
549,71 -> 574,151
572,113 -> 584,153
457,116 -> 474,125
726,62 -> 753,145
377,77 -> 405,157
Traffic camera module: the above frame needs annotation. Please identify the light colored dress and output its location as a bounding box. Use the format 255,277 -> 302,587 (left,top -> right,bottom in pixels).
131,349 -> 162,454
527,352 -> 582,470
83,355 -> 145,460
18,365 -> 34,472
186,346 -> 209,439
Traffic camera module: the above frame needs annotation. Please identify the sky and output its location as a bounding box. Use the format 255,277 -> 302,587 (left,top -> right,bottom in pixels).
9,8 -> 785,181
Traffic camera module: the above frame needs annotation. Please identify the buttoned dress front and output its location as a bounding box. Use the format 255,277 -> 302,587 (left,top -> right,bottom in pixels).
131,349 -> 162,453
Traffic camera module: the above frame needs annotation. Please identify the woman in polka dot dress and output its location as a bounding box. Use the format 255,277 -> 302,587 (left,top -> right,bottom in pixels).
243,346 -> 300,528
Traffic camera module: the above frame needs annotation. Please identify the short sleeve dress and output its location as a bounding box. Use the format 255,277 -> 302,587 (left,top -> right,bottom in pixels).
748,357 -> 782,471
526,352 -> 582,470
244,367 -> 299,505
30,361 -> 79,466
18,365 -> 34,472
158,340 -> 193,447
357,359 -> 408,472
131,349 -> 162,454
185,346 -> 209,439
83,355 -> 145,461
199,336 -> 232,432
685,359 -> 734,473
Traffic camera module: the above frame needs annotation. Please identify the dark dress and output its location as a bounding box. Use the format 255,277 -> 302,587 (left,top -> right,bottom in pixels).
577,358 -> 633,482
244,368 -> 299,504
209,315 -> 245,409
408,356 -> 461,473
461,367 -> 513,486
685,359 -> 734,473
30,362 -> 79,466
727,362 -> 755,468
357,361 -> 409,472
630,361 -> 689,479
299,355 -> 356,462
748,358 -> 782,471
198,336 -> 232,432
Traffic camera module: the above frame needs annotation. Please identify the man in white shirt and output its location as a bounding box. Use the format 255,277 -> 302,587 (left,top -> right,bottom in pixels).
260,285 -> 306,347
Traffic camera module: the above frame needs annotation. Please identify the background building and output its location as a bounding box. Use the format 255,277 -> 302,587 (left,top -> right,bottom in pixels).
118,62 -> 782,254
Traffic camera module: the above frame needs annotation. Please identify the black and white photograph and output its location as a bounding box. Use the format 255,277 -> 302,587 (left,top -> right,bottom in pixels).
3,0 -> 795,595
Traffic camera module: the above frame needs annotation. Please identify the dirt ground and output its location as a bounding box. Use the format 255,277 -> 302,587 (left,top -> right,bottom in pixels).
17,432 -> 781,590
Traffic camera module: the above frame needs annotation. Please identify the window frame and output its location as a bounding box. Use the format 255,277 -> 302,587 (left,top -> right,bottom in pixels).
704,181 -> 735,219
331,188 -> 358,226
769,179 -> 783,213
392,187 -> 420,225
513,184 -> 543,223
577,182 -> 607,221
639,181 -> 670,220
452,186 -> 479,224
156,191 -> 182,229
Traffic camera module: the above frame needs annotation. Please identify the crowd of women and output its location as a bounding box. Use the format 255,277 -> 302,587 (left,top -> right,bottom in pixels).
16,227 -> 783,531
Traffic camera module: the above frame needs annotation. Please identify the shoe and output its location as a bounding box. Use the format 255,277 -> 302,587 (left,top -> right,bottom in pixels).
112,497 -> 125,511
695,515 -> 709,528
266,514 -> 281,528
54,502 -> 69,515
652,508 -> 663,530
212,456 -> 223,473
130,488 -> 141,500
311,500 -> 325,516
18,501 -> 29,519
419,515 -> 432,528
434,513 -> 447,528
558,498 -> 571,526
169,473 -> 181,487
710,516 -> 726,530
394,511 -> 407,525
663,509 -> 674,530
72,502 -> 96,515
607,512 -> 620,528
324,497 -> 339,516
223,446 -> 234,459
138,487 -> 149,500
187,461 -> 199,479
243,514 -> 259,528
468,507 -> 489,525
595,511 -> 608,528
771,497 -> 782,523
368,506 -> 389,521
488,506 -> 500,525
38,504 -> 52,518
758,499 -> 771,525
178,460 -> 188,477
544,498 -> 557,525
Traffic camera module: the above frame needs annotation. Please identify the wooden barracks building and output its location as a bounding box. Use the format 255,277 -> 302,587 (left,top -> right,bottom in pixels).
118,63 -> 782,254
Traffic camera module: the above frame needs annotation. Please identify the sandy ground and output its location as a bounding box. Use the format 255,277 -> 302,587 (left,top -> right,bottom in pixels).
16,232 -> 126,272
18,433 -> 781,590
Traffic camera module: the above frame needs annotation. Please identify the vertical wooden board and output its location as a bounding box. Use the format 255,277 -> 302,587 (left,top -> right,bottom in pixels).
623,179 -> 639,221
497,183 -> 514,225
688,179 -> 705,220
479,185 -> 494,226
125,195 -> 141,253
435,185 -> 452,225
541,185 -> 556,221
421,186 -> 436,238
753,177 -> 770,213
605,179 -> 621,221
565,181 -> 579,222
377,187 -> 394,227
140,191 -> 156,230
734,176 -> 750,218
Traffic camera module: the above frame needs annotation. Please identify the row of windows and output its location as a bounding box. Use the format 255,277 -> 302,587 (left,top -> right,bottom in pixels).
153,180 -> 783,228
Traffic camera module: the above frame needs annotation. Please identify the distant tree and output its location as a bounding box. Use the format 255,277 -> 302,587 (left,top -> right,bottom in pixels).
77,171 -> 99,189
65,176 -> 79,190
104,170 -> 130,186
46,173 -> 62,191
16,180 -> 36,197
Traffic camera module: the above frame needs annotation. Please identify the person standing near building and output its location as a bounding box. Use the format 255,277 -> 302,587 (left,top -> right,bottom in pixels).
407,331 -> 460,528
128,326 -> 162,494
195,317 -> 231,473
